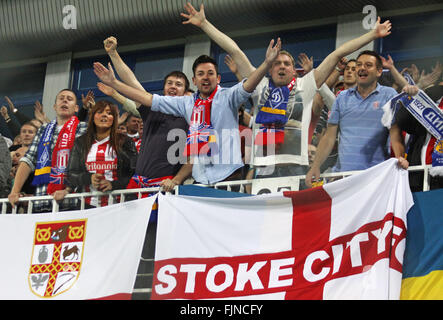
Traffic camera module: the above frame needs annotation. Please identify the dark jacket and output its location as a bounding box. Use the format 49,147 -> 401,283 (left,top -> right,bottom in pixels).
0,136 -> 12,198
66,134 -> 137,192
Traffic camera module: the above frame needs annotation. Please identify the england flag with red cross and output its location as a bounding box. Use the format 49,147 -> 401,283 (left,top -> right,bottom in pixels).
151,159 -> 413,300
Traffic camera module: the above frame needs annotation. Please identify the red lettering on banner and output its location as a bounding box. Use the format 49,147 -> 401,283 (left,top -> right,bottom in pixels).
151,188 -> 406,300
152,251 -> 295,299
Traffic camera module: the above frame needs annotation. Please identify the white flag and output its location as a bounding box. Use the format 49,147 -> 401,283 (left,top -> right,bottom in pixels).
0,196 -> 156,300
152,159 -> 413,300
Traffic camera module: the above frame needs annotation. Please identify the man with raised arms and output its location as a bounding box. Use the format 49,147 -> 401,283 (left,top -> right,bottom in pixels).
180,3 -> 394,185
94,36 -> 282,185
102,36 -> 192,192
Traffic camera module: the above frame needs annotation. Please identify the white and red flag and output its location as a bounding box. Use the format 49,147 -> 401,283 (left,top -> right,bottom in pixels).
152,159 -> 413,300
0,196 -> 155,300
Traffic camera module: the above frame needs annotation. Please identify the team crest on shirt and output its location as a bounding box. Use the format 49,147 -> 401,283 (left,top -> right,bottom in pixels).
373,101 -> 380,109
29,220 -> 87,298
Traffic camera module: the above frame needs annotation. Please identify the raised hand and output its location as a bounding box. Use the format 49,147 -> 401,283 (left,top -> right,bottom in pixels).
401,63 -> 420,83
297,53 -> 314,73
97,82 -> 116,97
4,96 -> 17,113
0,105 -> 9,120
181,3 -> 206,27
81,90 -> 95,110
224,55 -> 238,74
417,62 -> 442,89
374,17 -> 392,38
93,62 -> 116,86
103,36 -> 118,54
118,111 -> 129,125
381,54 -> 394,70
265,38 -> 282,65
34,100 -> 50,123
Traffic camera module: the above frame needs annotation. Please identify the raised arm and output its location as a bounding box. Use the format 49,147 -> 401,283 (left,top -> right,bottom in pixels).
314,17 -> 392,89
103,36 -> 146,93
97,82 -> 141,117
94,62 -> 153,107
181,3 -> 255,78
242,38 -> 281,93
224,55 -> 243,81
380,55 -> 408,90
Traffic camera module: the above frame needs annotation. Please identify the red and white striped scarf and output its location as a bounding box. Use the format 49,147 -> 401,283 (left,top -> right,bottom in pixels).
184,86 -> 218,157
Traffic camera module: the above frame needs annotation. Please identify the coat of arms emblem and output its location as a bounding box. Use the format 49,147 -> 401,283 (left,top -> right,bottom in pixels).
29,220 -> 87,298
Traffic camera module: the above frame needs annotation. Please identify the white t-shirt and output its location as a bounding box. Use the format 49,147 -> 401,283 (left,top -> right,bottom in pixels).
251,70 -> 318,167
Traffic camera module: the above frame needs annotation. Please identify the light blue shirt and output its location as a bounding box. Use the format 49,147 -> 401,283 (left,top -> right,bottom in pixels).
328,83 -> 397,172
151,81 -> 251,184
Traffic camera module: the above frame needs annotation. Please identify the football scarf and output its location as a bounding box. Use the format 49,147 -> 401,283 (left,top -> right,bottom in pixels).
32,116 -> 79,194
127,175 -> 173,189
429,98 -> 443,176
382,90 -> 443,141
403,72 -> 416,85
255,78 -> 296,145
127,175 -> 174,199
184,86 -> 219,157
382,90 -> 443,176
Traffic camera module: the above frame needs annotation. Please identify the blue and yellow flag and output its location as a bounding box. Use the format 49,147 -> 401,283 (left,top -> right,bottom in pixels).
401,188 -> 443,300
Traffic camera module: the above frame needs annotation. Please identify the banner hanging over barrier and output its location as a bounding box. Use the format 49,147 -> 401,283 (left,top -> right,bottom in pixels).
0,196 -> 155,300
152,159 -> 414,300
401,188 -> 443,299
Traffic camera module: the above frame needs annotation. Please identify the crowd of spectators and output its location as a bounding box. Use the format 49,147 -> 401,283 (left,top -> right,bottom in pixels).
1,3 -> 442,213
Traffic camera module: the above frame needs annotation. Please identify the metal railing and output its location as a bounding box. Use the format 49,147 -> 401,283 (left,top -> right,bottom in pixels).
0,164 -> 432,215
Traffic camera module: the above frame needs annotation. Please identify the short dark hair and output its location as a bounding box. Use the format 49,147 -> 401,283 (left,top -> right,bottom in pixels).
55,88 -> 78,104
192,55 -> 218,76
21,121 -> 38,132
346,59 -> 357,65
164,70 -> 190,92
356,50 -> 383,70
125,112 -> 141,124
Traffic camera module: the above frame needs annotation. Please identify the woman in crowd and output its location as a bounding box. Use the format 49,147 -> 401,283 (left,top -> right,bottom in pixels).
54,100 -> 137,208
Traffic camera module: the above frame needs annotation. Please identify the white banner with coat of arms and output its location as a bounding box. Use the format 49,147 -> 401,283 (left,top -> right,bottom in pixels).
0,196 -> 155,300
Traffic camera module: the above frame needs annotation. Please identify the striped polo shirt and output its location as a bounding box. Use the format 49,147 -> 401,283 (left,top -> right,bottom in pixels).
328,83 -> 397,172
